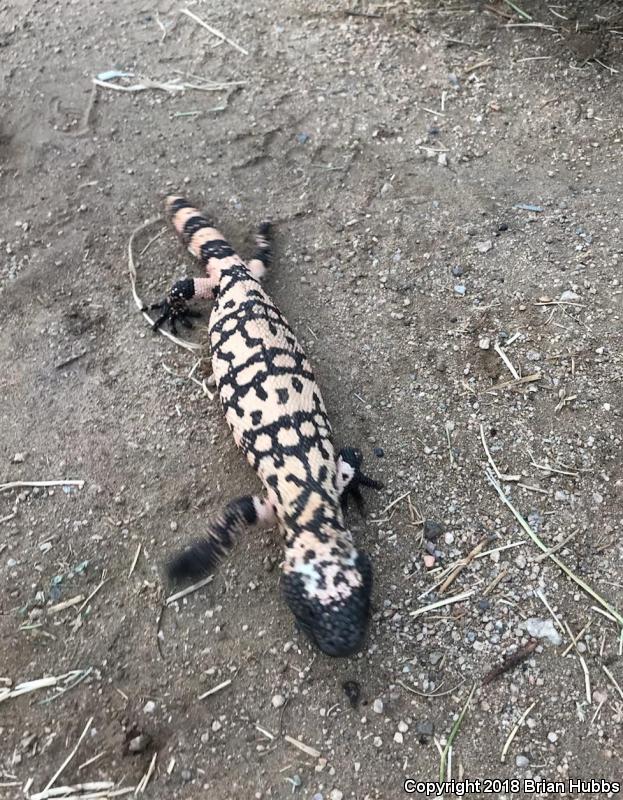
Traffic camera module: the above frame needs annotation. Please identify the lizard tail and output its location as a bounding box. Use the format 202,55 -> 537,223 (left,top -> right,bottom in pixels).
166,496 -> 273,581
164,195 -> 234,265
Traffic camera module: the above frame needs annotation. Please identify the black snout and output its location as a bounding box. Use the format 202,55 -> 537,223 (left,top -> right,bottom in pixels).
282,552 -> 373,658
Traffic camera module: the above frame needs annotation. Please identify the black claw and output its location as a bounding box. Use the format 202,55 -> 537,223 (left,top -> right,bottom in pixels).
358,473 -> 384,491
340,447 -> 382,517
342,485 -> 365,515
153,312 -> 169,331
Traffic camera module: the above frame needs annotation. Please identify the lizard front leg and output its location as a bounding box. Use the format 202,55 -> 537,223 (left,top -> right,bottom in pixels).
149,276 -> 213,334
336,447 -> 383,514
167,495 -> 277,582
246,221 -> 273,282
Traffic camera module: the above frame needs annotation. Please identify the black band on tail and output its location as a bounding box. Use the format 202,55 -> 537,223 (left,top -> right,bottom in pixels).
166,496 -> 258,582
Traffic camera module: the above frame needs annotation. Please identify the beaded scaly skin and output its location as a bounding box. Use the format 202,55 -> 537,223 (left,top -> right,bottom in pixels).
152,197 -> 381,656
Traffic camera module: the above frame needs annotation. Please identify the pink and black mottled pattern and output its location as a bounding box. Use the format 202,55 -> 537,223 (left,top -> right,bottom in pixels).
153,197 -> 381,657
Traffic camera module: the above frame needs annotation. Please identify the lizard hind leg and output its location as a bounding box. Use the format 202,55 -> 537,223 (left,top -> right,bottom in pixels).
166,495 -> 277,582
247,221 -> 273,281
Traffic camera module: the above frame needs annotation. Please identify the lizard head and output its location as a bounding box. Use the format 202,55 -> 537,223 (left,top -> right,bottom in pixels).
281,531 -> 372,657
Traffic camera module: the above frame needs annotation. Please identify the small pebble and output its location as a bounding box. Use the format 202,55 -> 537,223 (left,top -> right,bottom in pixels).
13,452 -> 26,463
330,790 -> 343,800
373,447 -> 385,458
398,721 -> 409,733
143,701 -> 156,714
476,240 -> 492,253
128,734 -> 151,754
423,553 -> 436,569
416,721 -> 434,742
451,265 -> 463,277
212,720 -> 222,732
271,694 -> 285,709
373,698 -> 384,714
394,732 -> 403,744
516,754 -> 530,768
498,222 -> 508,231
423,519 -> 444,541
429,651 -> 443,666
454,284 -> 466,296
524,618 -> 562,646
548,732 -> 558,743
181,769 -> 192,782
479,337 -> 490,350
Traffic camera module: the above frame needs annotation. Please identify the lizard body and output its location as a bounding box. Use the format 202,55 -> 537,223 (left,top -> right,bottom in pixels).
153,197 -> 380,656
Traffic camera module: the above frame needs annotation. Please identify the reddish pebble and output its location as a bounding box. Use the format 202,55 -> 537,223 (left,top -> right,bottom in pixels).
423,554 -> 436,569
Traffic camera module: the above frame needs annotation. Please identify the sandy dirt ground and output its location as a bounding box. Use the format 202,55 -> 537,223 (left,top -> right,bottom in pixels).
1,1 -> 623,798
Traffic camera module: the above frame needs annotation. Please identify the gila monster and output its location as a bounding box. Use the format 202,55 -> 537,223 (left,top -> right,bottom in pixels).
151,197 -> 381,657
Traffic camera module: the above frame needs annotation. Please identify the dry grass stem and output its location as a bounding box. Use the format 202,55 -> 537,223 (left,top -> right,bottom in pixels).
464,58 -> 493,73
77,574 -> 109,614
397,678 -> 465,699
0,670 -> 89,704
493,341 -> 520,379
48,595 -> 85,614
284,734 -> 321,759
128,543 -> 142,577
535,589 -> 564,632
44,717 -> 93,791
380,491 -> 411,516
483,565 -> 509,597
410,590 -> 474,618
255,724 -> 275,740
198,678 -> 232,700
602,665 -> 623,701
77,752 -> 106,772
180,8 -> 248,55
486,372 -> 542,393
439,683 -> 476,781
561,622 -> 591,657
536,529 -> 579,562
30,783 -> 128,800
135,752 -> 157,794
500,701 -> 536,763
486,468 -> 623,631
480,424 -> 520,481
439,538 -> 487,594
0,479 -> 84,494
165,575 -> 214,606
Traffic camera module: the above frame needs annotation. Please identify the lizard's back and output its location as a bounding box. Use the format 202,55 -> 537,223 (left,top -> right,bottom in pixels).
209,263 -> 339,524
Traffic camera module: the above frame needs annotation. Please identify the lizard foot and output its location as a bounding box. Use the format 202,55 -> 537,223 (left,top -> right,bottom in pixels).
337,447 -> 383,515
147,278 -> 201,335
